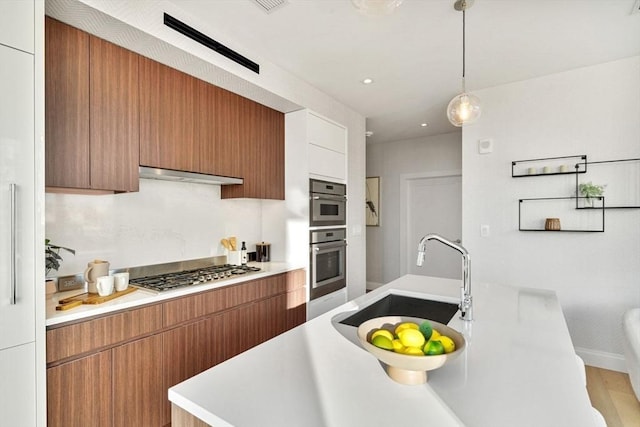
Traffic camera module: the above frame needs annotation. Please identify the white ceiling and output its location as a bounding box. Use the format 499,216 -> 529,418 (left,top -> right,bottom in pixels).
170,0 -> 640,144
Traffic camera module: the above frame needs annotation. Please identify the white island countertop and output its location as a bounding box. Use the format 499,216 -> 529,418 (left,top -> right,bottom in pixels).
169,275 -> 597,427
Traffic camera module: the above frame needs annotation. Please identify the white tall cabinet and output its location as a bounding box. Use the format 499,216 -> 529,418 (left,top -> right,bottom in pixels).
0,1 -> 45,426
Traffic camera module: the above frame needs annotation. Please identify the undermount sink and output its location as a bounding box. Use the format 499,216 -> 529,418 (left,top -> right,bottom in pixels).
339,294 -> 459,327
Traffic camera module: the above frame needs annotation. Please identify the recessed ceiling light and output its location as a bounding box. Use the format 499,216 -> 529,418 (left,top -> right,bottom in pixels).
362,78 -> 374,84
420,123 -> 428,127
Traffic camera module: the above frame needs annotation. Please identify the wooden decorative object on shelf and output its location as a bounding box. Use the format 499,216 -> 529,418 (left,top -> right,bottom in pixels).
544,218 -> 561,231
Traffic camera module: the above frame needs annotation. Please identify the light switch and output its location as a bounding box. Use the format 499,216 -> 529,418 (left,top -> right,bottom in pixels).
478,139 -> 493,154
480,224 -> 490,237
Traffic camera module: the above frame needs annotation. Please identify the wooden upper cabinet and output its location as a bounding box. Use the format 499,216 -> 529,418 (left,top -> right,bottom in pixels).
45,17 -> 90,189
139,56 -> 199,172
221,101 -> 285,200
199,85 -> 242,178
45,18 -> 139,192
89,36 -> 139,192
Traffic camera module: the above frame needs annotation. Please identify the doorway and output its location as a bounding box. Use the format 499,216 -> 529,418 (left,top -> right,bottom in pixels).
400,171 -> 462,279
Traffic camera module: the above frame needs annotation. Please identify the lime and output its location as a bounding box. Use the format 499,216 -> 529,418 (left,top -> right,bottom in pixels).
371,328 -> 394,342
371,335 -> 394,351
394,322 -> 419,336
435,335 -> 456,353
391,339 -> 405,353
403,346 -> 424,356
419,320 -> 433,341
423,339 -> 445,355
398,328 -> 426,348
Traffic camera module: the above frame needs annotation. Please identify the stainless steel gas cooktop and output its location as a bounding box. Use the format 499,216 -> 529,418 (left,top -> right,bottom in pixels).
127,257 -> 260,292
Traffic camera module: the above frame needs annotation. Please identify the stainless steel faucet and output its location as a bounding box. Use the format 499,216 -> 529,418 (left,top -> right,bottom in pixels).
417,233 -> 473,321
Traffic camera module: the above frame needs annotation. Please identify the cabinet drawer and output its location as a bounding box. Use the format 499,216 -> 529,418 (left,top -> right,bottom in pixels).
163,274 -> 288,328
46,304 -> 162,364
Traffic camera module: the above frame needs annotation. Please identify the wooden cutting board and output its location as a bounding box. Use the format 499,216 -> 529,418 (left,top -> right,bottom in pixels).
57,286 -> 137,309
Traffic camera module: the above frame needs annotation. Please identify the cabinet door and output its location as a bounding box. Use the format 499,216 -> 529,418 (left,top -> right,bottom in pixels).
259,105 -> 285,199
162,319 -> 216,422
199,85 -> 242,178
0,44 -> 35,349
44,17 -> 90,189
89,36 -> 139,192
221,101 -> 284,200
308,112 -> 346,154
0,343 -> 36,426
139,57 -> 199,172
112,334 -> 165,427
0,0 -> 34,53
47,351 -> 112,427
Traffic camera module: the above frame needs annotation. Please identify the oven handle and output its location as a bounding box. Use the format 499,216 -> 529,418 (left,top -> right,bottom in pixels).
310,193 -> 347,202
311,240 -> 347,251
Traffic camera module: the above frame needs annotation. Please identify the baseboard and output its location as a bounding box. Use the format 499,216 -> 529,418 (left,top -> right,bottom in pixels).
366,281 -> 385,291
575,346 -> 627,373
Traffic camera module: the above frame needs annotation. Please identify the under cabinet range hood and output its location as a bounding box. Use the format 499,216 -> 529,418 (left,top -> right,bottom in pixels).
139,167 -> 243,185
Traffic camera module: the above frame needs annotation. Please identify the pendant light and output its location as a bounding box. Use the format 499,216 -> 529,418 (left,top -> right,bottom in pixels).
447,0 -> 481,127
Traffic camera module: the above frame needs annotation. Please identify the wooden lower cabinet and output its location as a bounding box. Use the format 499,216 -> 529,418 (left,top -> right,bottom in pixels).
47,351 -> 113,427
112,334 -> 165,426
46,270 -> 306,426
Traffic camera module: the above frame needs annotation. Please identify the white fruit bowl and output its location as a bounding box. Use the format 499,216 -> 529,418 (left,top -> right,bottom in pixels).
357,316 -> 466,385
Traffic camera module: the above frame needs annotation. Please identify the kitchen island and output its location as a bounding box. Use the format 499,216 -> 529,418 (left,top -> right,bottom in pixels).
169,275 -> 597,427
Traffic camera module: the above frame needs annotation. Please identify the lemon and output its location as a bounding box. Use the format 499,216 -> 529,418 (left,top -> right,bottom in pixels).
435,335 -> 456,353
398,328 -> 426,348
391,339 -> 405,353
403,346 -> 424,356
419,320 -> 433,341
423,339 -> 445,355
371,335 -> 394,350
394,322 -> 419,335
371,329 -> 394,342
430,329 -> 441,340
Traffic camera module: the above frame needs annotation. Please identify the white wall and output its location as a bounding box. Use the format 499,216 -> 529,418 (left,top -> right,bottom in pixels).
462,56 -> 640,370
366,132 -> 461,286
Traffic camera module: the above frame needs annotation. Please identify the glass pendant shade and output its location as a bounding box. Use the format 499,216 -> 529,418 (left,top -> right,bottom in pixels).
351,0 -> 404,15
447,92 -> 481,127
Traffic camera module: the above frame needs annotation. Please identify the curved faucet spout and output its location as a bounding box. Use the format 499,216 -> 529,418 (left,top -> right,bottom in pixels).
417,233 -> 473,321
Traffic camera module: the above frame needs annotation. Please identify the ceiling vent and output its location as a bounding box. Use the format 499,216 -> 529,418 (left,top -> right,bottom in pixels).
164,13 -> 260,73
251,0 -> 288,14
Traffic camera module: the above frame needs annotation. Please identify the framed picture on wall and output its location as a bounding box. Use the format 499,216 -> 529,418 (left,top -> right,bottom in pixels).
366,176 -> 380,226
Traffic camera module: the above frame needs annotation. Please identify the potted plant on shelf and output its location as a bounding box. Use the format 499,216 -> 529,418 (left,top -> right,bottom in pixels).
45,239 -> 75,296
578,182 -> 605,208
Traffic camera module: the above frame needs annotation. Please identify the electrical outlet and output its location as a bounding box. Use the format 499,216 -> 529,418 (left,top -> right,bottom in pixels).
480,224 -> 490,237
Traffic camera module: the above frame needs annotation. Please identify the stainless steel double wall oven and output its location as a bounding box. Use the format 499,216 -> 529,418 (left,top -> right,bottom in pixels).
309,179 -> 347,300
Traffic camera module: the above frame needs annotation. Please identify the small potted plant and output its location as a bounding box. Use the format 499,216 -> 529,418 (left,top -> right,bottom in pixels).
45,239 -> 75,296
578,182 -> 605,208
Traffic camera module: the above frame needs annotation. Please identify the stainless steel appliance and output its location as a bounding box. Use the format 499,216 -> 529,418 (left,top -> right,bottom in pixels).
124,257 -> 261,292
310,228 -> 347,300
310,179 -> 346,227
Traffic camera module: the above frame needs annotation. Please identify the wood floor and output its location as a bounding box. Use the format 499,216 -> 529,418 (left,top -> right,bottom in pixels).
586,366 -> 640,427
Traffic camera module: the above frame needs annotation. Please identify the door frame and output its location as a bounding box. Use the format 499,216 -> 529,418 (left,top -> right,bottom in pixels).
399,170 -> 462,276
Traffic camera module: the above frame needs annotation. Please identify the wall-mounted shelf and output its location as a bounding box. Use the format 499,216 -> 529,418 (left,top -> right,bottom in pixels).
512,155 -> 587,178
576,158 -> 640,209
519,197 -> 605,232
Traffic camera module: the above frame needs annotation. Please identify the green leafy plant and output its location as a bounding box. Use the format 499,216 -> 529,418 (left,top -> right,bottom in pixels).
578,182 -> 605,200
45,239 -> 75,276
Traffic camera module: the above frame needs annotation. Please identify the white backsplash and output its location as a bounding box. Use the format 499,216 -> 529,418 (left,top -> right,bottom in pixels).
45,178 -> 264,276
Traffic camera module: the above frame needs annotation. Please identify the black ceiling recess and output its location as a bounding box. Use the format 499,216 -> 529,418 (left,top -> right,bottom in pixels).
163,13 -> 260,74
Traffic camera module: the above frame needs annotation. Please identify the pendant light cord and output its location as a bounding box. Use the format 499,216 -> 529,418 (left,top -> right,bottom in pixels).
462,5 -> 466,92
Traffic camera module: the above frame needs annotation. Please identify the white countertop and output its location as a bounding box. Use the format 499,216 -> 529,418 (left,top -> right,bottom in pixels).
46,262 -> 303,327
169,275 -> 597,427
